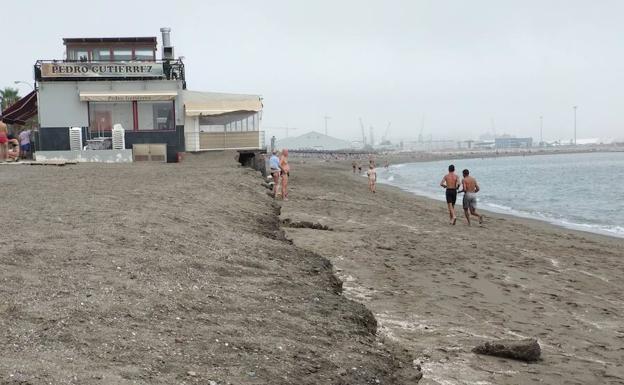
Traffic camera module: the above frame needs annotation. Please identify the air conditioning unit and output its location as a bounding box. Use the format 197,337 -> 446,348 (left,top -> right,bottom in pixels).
69,127 -> 83,151
112,124 -> 125,150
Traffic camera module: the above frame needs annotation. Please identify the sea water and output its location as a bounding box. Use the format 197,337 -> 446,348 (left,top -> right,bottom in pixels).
377,152 -> 624,238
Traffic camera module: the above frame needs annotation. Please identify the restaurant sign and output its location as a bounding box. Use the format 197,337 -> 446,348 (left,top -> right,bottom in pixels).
41,63 -> 164,78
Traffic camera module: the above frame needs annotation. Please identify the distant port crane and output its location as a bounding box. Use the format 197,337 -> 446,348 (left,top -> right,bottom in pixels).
359,117 -> 367,147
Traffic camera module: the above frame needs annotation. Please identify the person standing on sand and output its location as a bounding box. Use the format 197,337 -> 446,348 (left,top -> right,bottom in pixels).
280,148 -> 290,201
461,169 -> 484,226
367,164 -> 377,193
357,162 -> 362,174
440,164 -> 460,225
352,160 -> 357,173
18,129 -> 32,160
0,120 -> 9,162
269,150 -> 281,198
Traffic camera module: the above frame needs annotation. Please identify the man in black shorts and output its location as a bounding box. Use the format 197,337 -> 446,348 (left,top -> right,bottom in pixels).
440,164 -> 460,225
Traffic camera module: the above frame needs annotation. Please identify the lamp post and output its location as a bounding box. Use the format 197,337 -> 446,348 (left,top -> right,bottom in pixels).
540,115 -> 543,146
14,80 -> 34,91
323,114 -> 331,136
573,106 -> 577,145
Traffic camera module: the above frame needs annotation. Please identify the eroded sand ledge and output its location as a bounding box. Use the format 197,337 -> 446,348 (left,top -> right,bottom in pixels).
0,153 -> 418,384
281,158 -> 624,385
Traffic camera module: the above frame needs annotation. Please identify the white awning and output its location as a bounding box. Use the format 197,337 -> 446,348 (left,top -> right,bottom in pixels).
79,91 -> 178,102
183,90 -> 262,116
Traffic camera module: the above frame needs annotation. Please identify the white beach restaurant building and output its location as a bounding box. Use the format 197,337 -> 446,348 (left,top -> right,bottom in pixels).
28,28 -> 263,162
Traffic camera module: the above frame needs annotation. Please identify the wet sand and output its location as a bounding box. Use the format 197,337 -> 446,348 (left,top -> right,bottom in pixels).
280,159 -> 624,385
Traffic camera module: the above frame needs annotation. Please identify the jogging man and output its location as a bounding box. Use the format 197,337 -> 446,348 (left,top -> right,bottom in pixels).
440,164 -> 460,225
461,169 -> 484,226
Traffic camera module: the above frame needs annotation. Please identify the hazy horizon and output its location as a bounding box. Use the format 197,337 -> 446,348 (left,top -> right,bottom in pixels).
1,0 -> 623,143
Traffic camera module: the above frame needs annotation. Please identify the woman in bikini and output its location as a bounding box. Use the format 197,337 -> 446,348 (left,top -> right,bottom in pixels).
279,148 -> 291,201
367,164 -> 377,193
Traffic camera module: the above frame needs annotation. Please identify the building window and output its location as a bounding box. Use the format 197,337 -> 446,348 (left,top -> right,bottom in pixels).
92,49 -> 112,62
200,112 -> 259,132
70,50 -> 89,61
134,49 -> 154,61
113,49 -> 132,61
88,102 -> 133,135
137,101 -> 175,130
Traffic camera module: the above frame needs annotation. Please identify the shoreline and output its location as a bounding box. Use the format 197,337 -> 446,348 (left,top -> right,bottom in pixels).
295,150 -> 623,240
385,177 -> 623,242
280,160 -> 624,385
375,172 -> 624,241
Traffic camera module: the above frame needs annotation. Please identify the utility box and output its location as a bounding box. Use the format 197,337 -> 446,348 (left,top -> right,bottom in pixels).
132,144 -> 167,162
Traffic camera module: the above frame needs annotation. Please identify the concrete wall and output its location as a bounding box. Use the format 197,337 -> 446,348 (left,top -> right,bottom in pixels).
238,151 -> 267,177
35,150 -> 133,163
38,80 -> 185,128
37,126 -> 89,151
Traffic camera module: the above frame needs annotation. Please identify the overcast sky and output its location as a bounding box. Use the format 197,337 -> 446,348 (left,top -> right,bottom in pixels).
2,0 -> 623,142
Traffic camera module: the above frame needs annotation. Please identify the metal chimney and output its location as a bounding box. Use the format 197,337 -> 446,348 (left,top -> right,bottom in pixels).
160,27 -> 171,47
160,27 -> 174,59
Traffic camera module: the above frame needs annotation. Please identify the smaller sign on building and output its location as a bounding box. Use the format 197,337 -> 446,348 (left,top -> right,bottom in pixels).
41,63 -> 164,79
79,91 -> 177,102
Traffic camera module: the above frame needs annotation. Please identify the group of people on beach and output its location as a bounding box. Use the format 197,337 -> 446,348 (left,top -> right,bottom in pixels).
347,157 -> 482,225
440,164 -> 484,226
269,148 -> 290,200
0,120 -> 33,162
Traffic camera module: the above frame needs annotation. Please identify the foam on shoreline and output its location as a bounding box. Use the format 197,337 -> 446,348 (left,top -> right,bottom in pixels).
377,156 -> 624,239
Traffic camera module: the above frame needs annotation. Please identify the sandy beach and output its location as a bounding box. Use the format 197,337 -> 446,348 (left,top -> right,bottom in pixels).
1,152 -> 623,385
0,154 -> 419,385
281,158 -> 624,385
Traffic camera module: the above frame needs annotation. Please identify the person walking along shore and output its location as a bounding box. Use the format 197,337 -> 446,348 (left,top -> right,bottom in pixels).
367,164 -> 377,193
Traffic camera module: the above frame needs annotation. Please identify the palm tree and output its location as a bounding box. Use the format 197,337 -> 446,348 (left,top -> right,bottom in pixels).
0,87 -> 20,111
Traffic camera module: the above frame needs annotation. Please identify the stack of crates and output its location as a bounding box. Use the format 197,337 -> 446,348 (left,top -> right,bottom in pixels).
69,127 -> 83,151
112,124 -> 125,150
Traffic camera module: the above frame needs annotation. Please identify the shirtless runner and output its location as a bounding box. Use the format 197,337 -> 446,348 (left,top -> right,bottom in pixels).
440,164 -> 460,225
461,169 -> 484,226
